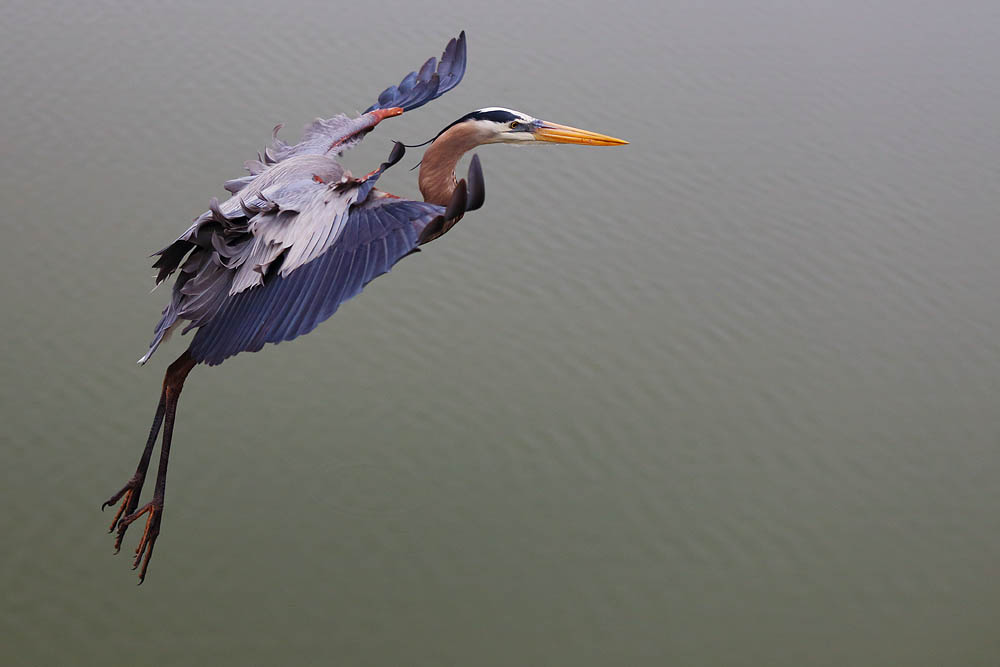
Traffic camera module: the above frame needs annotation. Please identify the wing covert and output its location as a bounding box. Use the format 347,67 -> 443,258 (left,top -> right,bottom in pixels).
141,143 -> 488,367
140,145 -> 407,363
187,197 -> 444,366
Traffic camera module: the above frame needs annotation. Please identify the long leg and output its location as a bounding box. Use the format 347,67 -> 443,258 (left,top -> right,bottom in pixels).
102,392 -> 166,550
103,349 -> 197,582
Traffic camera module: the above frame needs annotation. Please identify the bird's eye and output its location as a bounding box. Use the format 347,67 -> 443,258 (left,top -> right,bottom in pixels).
509,121 -> 520,129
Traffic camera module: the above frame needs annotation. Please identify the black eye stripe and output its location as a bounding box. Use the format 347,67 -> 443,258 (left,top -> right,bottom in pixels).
443,110 -> 520,131
470,109 -> 520,123
432,109 -> 526,142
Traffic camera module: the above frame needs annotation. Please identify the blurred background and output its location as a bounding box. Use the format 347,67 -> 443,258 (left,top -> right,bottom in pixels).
2,0 -> 999,664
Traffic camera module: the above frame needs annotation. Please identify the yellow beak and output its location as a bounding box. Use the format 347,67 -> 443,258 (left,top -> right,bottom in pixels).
533,120 -> 628,146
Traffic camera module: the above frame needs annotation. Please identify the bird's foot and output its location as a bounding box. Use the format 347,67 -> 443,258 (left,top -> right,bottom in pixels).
101,473 -> 145,552
116,499 -> 163,584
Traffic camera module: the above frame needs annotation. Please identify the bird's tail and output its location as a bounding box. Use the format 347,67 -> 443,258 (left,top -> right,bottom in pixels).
138,303 -> 180,365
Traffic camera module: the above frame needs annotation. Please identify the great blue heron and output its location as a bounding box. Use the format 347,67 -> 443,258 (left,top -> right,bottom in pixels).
102,31 -> 627,582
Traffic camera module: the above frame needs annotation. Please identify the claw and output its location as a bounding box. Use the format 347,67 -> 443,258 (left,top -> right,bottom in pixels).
136,541 -> 156,585
102,483 -> 130,512
104,487 -> 134,534
103,474 -> 146,551
119,500 -> 162,583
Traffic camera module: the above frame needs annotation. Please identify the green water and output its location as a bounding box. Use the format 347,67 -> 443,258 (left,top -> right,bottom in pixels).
3,0 -> 999,664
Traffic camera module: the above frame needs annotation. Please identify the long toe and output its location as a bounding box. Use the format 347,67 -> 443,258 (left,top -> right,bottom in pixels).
119,500 -> 163,583
104,487 -> 134,535
102,474 -> 146,550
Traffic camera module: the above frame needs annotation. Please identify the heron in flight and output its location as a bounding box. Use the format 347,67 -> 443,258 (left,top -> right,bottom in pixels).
102,31 -> 626,582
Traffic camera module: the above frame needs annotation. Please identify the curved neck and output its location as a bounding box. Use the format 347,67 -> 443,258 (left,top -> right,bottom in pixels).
419,123 -> 488,206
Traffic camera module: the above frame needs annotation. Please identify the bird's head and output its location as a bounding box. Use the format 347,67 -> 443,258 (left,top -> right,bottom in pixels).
417,107 -> 626,206
438,107 -> 628,147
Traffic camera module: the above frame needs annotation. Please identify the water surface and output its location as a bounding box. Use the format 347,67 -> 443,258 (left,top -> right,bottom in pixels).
2,1 -> 999,664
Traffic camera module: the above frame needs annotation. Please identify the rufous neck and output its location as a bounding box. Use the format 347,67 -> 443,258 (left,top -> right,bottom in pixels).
418,123 -> 487,206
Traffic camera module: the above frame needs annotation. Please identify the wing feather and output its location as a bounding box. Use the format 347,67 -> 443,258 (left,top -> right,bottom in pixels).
254,31 -> 467,168
139,29 -> 473,366
364,32 -> 467,114
181,197 -> 443,366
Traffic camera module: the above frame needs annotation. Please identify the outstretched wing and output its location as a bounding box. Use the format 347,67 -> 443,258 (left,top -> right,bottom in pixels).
364,31 -> 467,114
187,195 -> 443,366
225,31 -> 468,178
142,146 -> 485,366
141,32 -> 473,364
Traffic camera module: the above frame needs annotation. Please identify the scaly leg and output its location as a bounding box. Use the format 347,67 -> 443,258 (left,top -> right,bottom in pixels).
102,350 -> 196,583
102,392 -> 166,551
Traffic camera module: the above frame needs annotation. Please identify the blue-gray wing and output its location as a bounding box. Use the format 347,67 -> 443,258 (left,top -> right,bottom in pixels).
140,143 -> 451,366
364,31 -> 467,114
219,31 -> 468,194
187,197 -> 444,366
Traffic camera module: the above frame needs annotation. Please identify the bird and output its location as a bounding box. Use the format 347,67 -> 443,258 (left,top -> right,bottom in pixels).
101,31 -> 627,582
